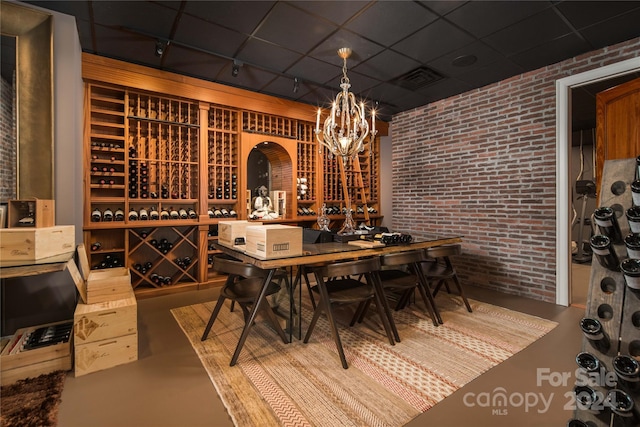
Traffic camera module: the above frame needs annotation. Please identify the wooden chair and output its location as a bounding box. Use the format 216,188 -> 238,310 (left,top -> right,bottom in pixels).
422,244 -> 472,312
377,250 -> 442,327
304,257 -> 395,369
201,255 -> 289,365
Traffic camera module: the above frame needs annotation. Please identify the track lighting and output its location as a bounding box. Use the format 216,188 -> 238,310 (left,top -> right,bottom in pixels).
293,77 -> 300,93
231,60 -> 241,77
155,39 -> 168,57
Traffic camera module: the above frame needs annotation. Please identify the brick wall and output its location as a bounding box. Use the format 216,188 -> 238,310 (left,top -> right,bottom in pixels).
391,37 -> 640,303
0,75 -> 16,202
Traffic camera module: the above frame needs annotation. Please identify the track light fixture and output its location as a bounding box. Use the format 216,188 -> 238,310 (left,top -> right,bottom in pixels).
231,59 -> 241,77
155,39 -> 168,57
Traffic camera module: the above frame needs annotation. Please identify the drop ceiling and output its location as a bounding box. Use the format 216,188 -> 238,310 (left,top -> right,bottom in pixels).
13,0 -> 640,126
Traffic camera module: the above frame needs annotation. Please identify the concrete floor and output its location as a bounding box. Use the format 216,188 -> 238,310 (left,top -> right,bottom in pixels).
57,285 -> 586,427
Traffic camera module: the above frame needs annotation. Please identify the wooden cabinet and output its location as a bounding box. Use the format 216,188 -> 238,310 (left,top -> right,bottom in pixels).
82,54 -> 383,298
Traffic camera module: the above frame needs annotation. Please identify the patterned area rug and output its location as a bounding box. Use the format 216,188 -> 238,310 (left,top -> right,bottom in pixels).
171,295 -> 557,427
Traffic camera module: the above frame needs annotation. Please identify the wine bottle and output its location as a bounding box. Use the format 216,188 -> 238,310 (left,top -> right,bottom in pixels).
580,317 -> 610,352
114,208 -> 124,221
594,206 -> 623,244
160,208 -> 170,220
91,242 -> 102,251
170,207 -> 180,220
590,235 -> 620,271
179,208 -> 188,219
149,207 -> 159,221
128,209 -> 139,221
91,208 -> 102,222
139,208 -> 148,220
188,209 -> 197,219
103,208 -> 113,221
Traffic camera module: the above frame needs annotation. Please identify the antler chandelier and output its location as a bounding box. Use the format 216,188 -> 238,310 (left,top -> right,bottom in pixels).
315,48 -> 377,162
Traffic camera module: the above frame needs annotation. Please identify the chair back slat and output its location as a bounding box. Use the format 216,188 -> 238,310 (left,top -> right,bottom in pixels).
213,256 -> 268,278
426,244 -> 462,259
315,257 -> 381,278
381,250 -> 425,266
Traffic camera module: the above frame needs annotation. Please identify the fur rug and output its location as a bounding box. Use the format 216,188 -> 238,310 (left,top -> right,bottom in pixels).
1,370 -> 67,427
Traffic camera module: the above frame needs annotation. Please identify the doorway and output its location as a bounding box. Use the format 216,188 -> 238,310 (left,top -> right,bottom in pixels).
556,57 -> 640,306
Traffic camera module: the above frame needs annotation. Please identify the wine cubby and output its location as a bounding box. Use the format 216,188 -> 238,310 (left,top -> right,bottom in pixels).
83,57 -> 384,298
207,106 -> 238,202
571,157 -> 640,427
242,111 -> 296,138
128,226 -> 198,293
297,122 -> 316,208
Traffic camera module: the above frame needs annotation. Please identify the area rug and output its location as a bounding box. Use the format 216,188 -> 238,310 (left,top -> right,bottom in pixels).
0,370 -> 67,427
171,295 -> 557,427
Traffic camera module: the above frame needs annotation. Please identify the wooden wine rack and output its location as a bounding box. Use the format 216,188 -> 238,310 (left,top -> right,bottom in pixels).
82,55 -> 384,298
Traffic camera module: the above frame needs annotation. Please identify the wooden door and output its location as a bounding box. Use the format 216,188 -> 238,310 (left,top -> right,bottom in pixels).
595,77 -> 640,195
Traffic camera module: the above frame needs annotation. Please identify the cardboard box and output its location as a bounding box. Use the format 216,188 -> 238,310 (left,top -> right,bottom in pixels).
218,220 -> 261,248
245,224 -> 303,259
0,225 -> 75,266
74,287 -> 137,345
85,267 -> 132,304
1,320 -> 72,385
74,332 -> 137,377
8,199 -> 55,228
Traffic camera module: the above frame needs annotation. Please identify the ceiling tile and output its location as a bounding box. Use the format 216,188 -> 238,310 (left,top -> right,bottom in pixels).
483,8 -> 574,56
578,7 -> 640,49
286,56 -> 342,86
345,1 -> 438,47
289,1 -> 369,26
392,19 -> 476,64
173,14 -> 247,58
92,1 -> 177,37
555,1 -> 640,30
309,29 -> 385,67
416,77 -> 473,102
456,57 -> 524,90
426,41 -> 505,78
183,1 -> 276,35
328,69 -> 381,96
510,33 -> 591,71
236,38 -> 302,73
216,63 -> 279,92
353,50 -> 422,82
254,2 -> 337,53
162,45 -> 228,82
26,0 -> 92,21
260,75 -> 311,102
445,1 -> 551,38
418,1 -> 467,17
295,84 -> 338,108
93,25 -> 164,67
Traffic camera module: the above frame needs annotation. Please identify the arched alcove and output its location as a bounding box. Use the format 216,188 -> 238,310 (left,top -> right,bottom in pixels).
247,141 -> 292,217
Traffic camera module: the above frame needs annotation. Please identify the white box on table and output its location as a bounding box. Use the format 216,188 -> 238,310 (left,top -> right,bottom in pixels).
218,220 -> 261,248
245,224 -> 303,259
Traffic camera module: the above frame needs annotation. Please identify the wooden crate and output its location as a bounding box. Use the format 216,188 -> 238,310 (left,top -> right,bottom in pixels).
245,224 -> 303,259
86,267 -> 132,304
0,225 -> 75,266
218,220 -> 261,248
8,199 -> 55,228
0,320 -> 72,385
74,287 -> 137,345
74,332 -> 137,377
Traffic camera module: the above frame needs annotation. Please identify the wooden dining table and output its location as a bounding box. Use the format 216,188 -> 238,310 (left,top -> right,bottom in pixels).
211,234 -> 463,366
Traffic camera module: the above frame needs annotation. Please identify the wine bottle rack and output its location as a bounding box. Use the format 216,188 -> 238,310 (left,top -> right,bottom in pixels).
242,111 -> 296,138
297,125 -> 316,204
88,85 -> 126,199
128,91 -> 199,202
208,106 -> 238,202
127,226 -> 198,294
572,157 -> 640,427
